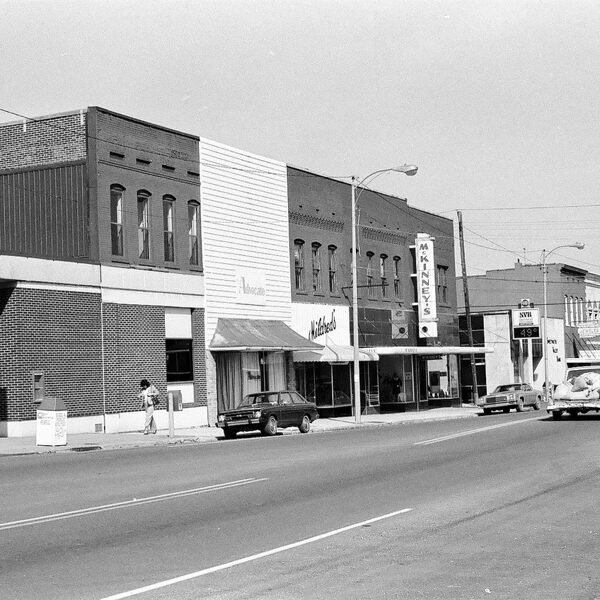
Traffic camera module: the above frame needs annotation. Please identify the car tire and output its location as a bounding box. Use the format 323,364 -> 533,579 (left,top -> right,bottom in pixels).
298,414 -> 311,433
482,408 -> 492,415
503,407 -> 510,413
516,397 -> 524,412
223,428 -> 237,440
261,415 -> 278,436
533,397 -> 541,410
568,409 -> 578,419
551,410 -> 562,420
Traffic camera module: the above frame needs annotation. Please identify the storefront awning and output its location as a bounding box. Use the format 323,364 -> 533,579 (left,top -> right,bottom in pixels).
294,344 -> 379,363
210,318 -> 323,352
373,346 -> 494,356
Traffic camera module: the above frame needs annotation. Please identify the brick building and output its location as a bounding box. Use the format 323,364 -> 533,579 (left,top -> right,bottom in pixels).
287,167 -> 482,413
0,107 -> 207,436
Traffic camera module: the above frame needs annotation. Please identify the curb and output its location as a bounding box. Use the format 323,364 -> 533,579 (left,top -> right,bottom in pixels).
0,411 -> 481,456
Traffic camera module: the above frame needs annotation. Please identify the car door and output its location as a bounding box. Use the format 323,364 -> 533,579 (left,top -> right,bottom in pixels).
521,384 -> 533,404
278,392 -> 296,426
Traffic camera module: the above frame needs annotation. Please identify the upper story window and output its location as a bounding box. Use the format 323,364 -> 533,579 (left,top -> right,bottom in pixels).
380,254 -> 388,299
312,243 -> 322,293
367,252 -> 375,298
188,201 -> 200,266
137,190 -> 151,260
163,195 -> 175,262
437,265 -> 448,304
294,240 -> 305,292
393,256 -> 401,299
110,185 -> 124,257
328,245 -> 337,294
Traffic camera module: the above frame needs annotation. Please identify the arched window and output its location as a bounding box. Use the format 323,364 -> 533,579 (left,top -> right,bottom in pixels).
294,240 -> 305,292
110,185 -> 124,257
188,201 -> 200,266
328,245 -> 337,294
163,195 -> 175,262
312,242 -> 322,293
137,190 -> 151,260
393,256 -> 401,299
380,254 -> 388,298
366,252 -> 375,298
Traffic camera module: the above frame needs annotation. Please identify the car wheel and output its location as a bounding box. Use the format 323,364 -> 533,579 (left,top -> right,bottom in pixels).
533,397 -> 541,410
223,428 -> 237,440
298,414 -> 311,433
482,408 -> 492,415
503,407 -> 510,413
516,397 -> 524,412
261,415 -> 278,436
551,410 -> 562,420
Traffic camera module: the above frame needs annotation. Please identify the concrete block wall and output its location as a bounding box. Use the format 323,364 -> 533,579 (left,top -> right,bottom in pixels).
0,112 -> 86,171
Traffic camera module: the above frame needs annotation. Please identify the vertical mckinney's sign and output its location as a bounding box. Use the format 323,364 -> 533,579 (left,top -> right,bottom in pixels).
415,233 -> 438,338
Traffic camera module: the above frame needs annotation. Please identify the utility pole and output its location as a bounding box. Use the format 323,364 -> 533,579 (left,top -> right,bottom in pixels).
458,211 -> 479,404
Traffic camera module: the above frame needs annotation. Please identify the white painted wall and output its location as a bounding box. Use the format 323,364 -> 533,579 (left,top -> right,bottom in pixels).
483,313 -> 513,393
200,139 -> 291,418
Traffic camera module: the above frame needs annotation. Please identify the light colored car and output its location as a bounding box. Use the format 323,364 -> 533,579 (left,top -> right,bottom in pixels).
477,383 -> 542,415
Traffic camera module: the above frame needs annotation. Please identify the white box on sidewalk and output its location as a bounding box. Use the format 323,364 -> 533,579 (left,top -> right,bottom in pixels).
36,397 -> 67,446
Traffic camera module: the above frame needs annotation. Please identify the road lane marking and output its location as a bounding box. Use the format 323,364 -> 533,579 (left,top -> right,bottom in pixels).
415,417 -> 537,446
0,478 -> 267,531
100,508 -> 414,600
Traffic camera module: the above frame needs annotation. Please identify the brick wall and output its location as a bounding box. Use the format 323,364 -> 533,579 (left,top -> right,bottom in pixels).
0,287 -> 103,421
102,303 -> 167,413
0,112 -> 86,171
192,308 -> 207,407
0,288 -> 206,424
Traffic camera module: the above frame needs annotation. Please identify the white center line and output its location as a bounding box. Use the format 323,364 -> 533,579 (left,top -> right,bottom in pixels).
415,417 -> 537,446
0,478 -> 268,531
100,508 -> 413,600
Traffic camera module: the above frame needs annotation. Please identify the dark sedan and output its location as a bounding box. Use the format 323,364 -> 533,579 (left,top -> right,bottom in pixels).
216,390 -> 319,439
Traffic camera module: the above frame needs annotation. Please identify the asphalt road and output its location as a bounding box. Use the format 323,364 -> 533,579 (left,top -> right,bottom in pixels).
2,411 -> 600,600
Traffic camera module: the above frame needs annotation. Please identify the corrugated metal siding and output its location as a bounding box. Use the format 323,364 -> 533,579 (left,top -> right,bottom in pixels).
200,138 -> 291,344
0,162 -> 89,260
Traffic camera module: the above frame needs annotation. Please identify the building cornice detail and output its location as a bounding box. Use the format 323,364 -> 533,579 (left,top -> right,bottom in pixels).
289,211 -> 344,233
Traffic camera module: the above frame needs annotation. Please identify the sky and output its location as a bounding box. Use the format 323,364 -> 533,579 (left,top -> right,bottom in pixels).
1,0 -> 599,277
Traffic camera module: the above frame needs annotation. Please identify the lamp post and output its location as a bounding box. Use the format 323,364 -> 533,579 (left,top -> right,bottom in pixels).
351,164 -> 418,422
542,242 -> 584,402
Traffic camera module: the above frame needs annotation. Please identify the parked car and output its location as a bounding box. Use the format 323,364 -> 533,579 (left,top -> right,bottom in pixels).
477,383 -> 542,415
216,390 -> 319,439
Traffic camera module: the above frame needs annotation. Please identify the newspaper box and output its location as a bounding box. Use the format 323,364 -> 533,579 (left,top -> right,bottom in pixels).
36,397 -> 67,446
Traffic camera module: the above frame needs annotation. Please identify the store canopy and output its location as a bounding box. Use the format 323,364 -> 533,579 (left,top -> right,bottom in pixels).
373,346 -> 494,356
209,318 -> 322,352
294,344 -> 379,363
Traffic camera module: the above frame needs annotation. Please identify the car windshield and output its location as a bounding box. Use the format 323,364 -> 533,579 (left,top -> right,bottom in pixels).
239,393 -> 278,407
566,367 -> 600,381
493,384 -> 520,393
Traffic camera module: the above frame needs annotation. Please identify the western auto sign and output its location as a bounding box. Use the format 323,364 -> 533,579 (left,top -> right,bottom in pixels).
415,234 -> 438,338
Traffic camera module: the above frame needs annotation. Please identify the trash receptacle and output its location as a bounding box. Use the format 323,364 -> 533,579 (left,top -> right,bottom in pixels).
36,397 -> 67,446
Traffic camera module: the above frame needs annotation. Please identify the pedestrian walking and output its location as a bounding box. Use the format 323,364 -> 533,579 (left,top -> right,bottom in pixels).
139,379 -> 159,434
392,373 -> 403,402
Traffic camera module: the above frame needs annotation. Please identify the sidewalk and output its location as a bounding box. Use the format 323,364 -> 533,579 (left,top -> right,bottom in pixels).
0,406 -> 481,456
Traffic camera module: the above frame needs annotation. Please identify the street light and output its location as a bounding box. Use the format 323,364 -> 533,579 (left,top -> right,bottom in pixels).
542,242 -> 585,402
351,164 -> 418,422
